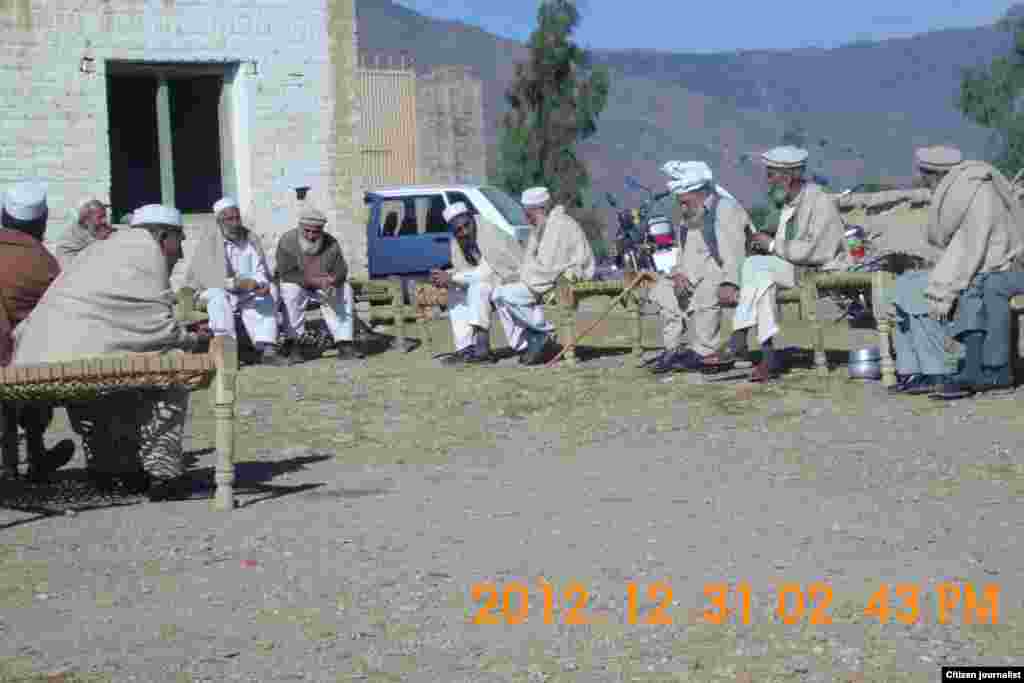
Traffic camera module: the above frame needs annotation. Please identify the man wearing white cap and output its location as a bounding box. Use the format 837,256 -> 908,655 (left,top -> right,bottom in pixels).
182,197 -> 285,366
491,187 -> 596,365
0,182 -> 75,480
645,161 -> 752,374
54,199 -> 115,268
887,146 -> 1024,400
275,206 -> 364,362
732,146 -> 845,381
13,203 -> 210,500
429,202 -> 524,364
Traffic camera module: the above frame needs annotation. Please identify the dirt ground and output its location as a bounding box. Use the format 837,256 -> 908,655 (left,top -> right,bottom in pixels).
1,305 -> 1021,683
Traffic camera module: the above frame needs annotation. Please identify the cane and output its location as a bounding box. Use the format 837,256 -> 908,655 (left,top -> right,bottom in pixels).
545,271 -> 655,367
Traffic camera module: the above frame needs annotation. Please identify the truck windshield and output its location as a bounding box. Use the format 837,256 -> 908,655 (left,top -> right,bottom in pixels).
479,186 -> 528,226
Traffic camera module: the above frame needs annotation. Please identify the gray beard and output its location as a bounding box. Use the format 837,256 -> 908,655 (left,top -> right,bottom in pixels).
299,234 -> 323,255
220,225 -> 245,244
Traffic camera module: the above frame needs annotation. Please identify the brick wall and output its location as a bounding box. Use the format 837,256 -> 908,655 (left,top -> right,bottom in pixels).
0,0 -> 366,277
415,66 -> 486,185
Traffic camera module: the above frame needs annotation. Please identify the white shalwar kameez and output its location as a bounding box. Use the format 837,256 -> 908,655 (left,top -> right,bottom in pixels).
200,239 -> 278,345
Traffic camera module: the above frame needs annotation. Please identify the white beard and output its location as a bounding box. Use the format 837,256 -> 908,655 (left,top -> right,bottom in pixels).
299,234 -> 323,255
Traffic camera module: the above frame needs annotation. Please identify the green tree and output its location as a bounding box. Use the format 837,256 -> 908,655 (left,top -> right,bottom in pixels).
497,0 -> 610,209
957,9 -> 1024,174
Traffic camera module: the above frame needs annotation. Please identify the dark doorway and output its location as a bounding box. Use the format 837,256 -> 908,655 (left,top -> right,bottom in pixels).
106,75 -> 162,220
169,76 -> 224,213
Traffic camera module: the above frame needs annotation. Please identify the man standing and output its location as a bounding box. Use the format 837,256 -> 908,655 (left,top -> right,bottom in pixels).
429,202 -> 523,365
13,204 -> 211,499
183,197 -> 285,366
54,199 -> 115,267
276,207 -> 364,362
0,183 -> 75,480
733,146 -> 846,382
646,161 -> 751,374
491,187 -> 596,365
898,147 -> 1024,399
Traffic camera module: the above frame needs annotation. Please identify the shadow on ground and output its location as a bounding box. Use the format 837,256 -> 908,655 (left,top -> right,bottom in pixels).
0,452 -> 332,526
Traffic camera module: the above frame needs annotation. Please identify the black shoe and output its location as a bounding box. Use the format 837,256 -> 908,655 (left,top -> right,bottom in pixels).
26,439 -> 75,481
649,348 -> 684,374
929,381 -> 977,401
669,349 -> 707,373
147,478 -> 187,502
903,374 -> 947,395
887,373 -> 921,394
335,341 -> 366,360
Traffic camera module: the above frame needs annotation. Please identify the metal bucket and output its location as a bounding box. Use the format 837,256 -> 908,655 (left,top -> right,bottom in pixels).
848,346 -> 881,380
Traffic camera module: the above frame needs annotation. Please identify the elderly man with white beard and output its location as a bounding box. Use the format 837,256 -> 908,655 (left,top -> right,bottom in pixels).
491,187 -> 596,365
182,197 -> 287,366
275,206 -> 363,363
54,199 -> 115,267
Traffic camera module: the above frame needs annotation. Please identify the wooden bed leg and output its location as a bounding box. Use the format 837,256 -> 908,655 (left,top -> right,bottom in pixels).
803,280 -> 828,377
873,271 -> 897,387
390,278 -> 406,347
632,290 -> 644,360
211,336 -> 238,511
563,298 -> 579,367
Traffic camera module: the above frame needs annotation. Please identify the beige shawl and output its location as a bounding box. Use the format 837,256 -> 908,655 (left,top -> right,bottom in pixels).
774,183 -> 845,267
183,225 -> 270,291
520,205 -> 596,295
924,161 -> 1024,311
449,216 -> 524,285
12,229 -> 188,365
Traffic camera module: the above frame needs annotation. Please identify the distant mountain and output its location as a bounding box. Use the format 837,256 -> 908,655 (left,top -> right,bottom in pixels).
357,0 -> 1013,213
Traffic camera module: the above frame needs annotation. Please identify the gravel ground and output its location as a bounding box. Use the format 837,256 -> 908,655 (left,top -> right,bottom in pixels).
0,314 -> 1021,683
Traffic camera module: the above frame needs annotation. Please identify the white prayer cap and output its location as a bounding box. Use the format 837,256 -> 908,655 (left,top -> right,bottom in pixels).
665,161 -> 714,195
443,202 -> 470,224
131,204 -> 182,227
3,182 -> 47,221
213,197 -> 239,215
915,146 -> 962,172
521,187 -> 551,208
761,146 -> 808,169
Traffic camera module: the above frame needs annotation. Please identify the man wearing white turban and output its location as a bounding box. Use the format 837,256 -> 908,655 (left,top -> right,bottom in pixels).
491,187 -> 596,365
13,204 -> 211,500
645,161 -> 752,374
182,197 -> 286,366
429,202 -> 524,364
733,146 -> 845,382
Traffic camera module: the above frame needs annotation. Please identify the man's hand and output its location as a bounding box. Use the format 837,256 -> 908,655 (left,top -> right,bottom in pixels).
430,269 -> 452,288
316,275 -> 335,291
671,272 -> 692,293
718,283 -> 739,307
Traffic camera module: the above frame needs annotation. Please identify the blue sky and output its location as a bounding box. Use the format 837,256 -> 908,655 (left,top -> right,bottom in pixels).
394,0 -> 1018,52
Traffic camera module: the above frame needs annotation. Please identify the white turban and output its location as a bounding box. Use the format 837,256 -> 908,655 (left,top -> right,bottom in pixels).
521,187 -> 551,208
213,197 -> 239,215
443,202 -> 470,224
131,204 -> 182,227
3,182 -> 47,221
662,160 -> 735,200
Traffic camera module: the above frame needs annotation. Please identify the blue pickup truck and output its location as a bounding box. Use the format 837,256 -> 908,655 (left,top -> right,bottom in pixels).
364,184 -> 531,280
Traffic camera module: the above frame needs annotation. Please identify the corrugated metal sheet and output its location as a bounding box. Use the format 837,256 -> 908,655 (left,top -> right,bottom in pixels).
357,61 -> 416,187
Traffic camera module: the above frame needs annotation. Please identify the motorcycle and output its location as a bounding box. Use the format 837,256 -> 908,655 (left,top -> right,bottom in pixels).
607,176 -> 673,273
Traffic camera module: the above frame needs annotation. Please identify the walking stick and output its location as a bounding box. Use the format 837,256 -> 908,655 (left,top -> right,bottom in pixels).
545,271 -> 655,367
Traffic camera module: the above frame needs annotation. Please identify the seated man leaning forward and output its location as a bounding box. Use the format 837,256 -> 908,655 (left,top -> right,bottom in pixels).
12,204 -> 211,500
0,182 -> 75,481
183,197 -> 286,367
646,160 -> 751,374
491,187 -> 596,366
733,146 -> 846,382
889,146 -> 1024,400
276,207 -> 364,363
429,202 -> 524,365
